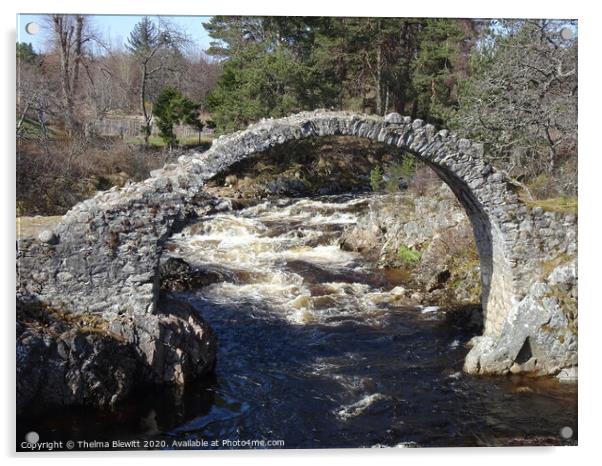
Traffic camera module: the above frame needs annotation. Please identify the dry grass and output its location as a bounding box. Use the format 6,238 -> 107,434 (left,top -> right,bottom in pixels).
126,134 -> 214,148
541,253 -> 574,278
16,137 -> 189,216
17,299 -> 125,342
525,196 -> 578,215
16,216 -> 62,239
408,164 -> 442,197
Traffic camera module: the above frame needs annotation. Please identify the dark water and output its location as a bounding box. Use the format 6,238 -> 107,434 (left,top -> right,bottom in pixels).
17,195 -> 577,450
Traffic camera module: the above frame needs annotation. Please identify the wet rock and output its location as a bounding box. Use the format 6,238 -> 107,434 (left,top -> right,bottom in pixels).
159,257 -> 224,292
16,299 -> 136,414
132,296 -> 217,384
556,366 -> 578,383
17,294 -> 217,413
264,177 -> 308,196
17,329 -> 136,414
442,305 -> 483,332
339,223 -> 381,258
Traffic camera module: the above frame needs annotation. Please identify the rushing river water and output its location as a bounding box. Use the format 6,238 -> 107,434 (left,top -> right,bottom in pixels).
17,195 -> 577,449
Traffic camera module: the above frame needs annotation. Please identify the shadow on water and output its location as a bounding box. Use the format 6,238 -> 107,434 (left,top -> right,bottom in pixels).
18,289 -> 576,449
193,293 -> 577,448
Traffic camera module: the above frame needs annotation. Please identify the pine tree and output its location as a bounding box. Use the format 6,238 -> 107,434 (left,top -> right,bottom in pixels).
154,87 -> 200,150
205,18 -> 339,132
16,42 -> 38,64
411,19 -> 478,124
126,16 -> 159,56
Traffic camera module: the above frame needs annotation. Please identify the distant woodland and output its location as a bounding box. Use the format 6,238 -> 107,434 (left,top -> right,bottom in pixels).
17,16 -> 577,215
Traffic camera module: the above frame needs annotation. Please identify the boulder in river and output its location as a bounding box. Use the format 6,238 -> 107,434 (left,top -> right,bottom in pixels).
159,257 -> 224,292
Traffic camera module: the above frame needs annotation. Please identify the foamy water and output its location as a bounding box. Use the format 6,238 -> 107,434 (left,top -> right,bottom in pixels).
167,196 -> 409,327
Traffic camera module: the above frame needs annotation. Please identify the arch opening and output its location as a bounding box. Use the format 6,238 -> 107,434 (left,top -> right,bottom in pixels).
198,135 -> 490,313
192,125 -> 512,333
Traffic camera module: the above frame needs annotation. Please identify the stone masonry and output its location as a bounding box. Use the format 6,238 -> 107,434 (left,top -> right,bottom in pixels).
17,110 -> 577,380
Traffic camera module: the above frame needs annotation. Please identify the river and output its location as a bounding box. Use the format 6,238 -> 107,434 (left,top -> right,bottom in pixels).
17,194 -> 577,449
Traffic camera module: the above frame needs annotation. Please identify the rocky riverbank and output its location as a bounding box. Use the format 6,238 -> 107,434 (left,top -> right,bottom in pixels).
339,184 -> 482,306
17,289 -> 217,414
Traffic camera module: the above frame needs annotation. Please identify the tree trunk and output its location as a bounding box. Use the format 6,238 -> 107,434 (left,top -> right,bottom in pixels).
376,42 -> 383,116
384,88 -> 389,115
16,100 -> 32,136
71,16 -> 84,103
52,15 -> 85,138
411,99 -> 418,119
140,64 -> 151,145
52,15 -> 85,136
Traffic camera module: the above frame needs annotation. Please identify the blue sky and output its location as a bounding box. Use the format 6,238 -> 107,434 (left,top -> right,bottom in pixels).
17,14 -> 213,52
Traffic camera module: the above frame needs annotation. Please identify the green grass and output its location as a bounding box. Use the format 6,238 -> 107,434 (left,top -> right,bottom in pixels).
397,244 -> 422,265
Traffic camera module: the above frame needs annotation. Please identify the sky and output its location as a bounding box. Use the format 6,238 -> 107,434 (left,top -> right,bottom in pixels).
17,14 -> 213,52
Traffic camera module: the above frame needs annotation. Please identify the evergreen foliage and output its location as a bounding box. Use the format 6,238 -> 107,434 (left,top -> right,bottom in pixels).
126,17 -> 159,56
204,17 -> 475,132
153,87 -> 201,149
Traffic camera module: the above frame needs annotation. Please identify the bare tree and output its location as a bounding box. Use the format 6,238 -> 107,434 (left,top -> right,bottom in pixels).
452,20 -> 577,197
16,43 -> 58,149
181,50 -> 222,111
47,14 -> 90,136
127,17 -> 190,144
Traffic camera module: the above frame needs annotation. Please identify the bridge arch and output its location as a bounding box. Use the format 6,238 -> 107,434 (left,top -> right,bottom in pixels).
178,111 -> 524,337
17,111 -> 577,378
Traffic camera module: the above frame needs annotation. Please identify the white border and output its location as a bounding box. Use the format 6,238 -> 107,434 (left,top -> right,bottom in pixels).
3,1 -> 600,464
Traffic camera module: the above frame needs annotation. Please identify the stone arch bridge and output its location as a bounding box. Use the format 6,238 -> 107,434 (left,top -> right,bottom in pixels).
17,111 -> 577,384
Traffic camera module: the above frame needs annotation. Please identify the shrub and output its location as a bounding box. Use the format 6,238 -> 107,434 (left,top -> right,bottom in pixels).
397,244 -> 422,265
16,137 -> 177,216
400,155 -> 415,178
154,87 -> 202,149
370,165 -> 384,192
408,164 -> 441,196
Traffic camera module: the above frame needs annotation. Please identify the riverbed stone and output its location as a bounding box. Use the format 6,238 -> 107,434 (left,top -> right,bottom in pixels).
556,366 -> 578,383
159,257 -> 224,291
